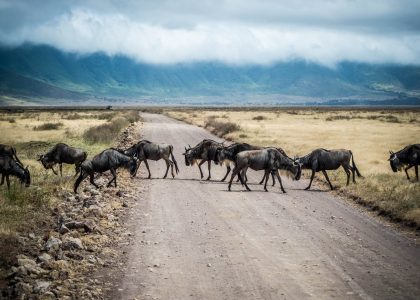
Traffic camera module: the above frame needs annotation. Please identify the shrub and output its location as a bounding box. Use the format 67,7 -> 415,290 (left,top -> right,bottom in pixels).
125,110 -> 141,123
33,122 -> 63,131
252,115 -> 266,121
63,113 -> 82,120
384,115 -> 400,123
83,117 -> 129,144
205,119 -> 241,137
8,118 -> 16,123
326,115 -> 350,121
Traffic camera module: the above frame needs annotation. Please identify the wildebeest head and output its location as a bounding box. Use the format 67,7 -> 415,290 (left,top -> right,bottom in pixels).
37,154 -> 55,170
127,158 -> 137,177
388,151 -> 402,172
182,145 -> 193,166
215,147 -> 227,165
292,157 -> 302,180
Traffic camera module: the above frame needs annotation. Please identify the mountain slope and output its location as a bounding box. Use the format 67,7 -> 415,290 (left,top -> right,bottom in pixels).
0,44 -> 419,104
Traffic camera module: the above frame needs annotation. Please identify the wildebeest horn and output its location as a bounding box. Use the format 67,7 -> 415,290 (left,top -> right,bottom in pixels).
389,150 -> 394,155
37,155 -> 43,161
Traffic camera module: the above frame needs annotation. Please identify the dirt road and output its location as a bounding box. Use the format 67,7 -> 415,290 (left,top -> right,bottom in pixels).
115,113 -> 419,300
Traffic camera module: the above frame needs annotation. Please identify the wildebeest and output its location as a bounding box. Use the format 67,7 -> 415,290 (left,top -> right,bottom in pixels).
216,142 -> 279,184
74,149 -> 137,193
183,139 -> 224,180
0,144 -> 23,165
38,143 -> 87,176
296,148 -> 362,190
228,148 -> 301,193
0,156 -> 30,190
216,142 -> 262,181
123,140 -> 179,178
389,144 -> 420,181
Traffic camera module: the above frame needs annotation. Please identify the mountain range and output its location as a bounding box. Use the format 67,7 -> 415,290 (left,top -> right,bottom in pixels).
0,44 -> 419,106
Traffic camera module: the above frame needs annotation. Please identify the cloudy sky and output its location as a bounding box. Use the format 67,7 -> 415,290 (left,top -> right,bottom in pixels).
0,0 -> 419,66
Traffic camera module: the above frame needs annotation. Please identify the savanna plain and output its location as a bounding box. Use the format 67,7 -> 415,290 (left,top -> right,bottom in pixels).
0,107 -> 419,299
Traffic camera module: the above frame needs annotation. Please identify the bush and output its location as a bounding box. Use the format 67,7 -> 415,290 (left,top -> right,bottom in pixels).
63,113 -> 82,120
252,115 -> 266,121
83,117 -> 129,144
125,110 -> 140,123
8,118 -> 16,123
33,122 -> 63,131
326,115 -> 351,121
205,119 -> 241,138
384,115 -> 400,123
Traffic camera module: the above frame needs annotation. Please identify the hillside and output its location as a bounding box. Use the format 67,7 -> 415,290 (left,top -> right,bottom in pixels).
0,44 -> 419,105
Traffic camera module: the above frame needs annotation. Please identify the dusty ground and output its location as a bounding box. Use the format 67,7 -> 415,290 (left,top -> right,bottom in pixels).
108,113 -> 420,300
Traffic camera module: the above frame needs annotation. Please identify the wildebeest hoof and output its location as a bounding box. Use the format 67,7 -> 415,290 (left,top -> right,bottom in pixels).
304,187 -> 310,190
264,189 -> 268,192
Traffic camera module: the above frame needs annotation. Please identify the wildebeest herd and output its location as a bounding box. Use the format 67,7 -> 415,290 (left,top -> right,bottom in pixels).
0,139 -> 419,193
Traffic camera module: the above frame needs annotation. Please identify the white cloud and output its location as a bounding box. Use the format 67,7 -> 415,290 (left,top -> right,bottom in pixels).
1,1 -> 420,66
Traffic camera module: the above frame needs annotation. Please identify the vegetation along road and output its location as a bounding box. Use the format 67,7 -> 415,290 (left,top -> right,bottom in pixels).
112,113 -> 420,300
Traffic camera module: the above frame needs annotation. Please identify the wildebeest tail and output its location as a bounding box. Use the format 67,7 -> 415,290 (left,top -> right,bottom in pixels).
350,151 -> 363,178
170,145 -> 179,174
12,147 -> 23,166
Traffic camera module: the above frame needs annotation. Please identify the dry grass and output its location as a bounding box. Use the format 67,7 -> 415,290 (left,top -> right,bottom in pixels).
166,108 -> 420,227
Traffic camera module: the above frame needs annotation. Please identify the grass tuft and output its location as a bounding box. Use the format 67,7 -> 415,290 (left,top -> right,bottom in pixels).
33,122 -> 64,131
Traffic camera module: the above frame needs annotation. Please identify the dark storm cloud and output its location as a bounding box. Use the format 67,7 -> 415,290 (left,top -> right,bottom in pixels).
0,0 -> 419,65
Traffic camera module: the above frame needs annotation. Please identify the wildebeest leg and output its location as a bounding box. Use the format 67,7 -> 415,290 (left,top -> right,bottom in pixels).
415,165 -> 418,181
206,160 -> 211,180
404,165 -> 412,180
322,170 -> 334,190
107,169 -> 117,187
6,175 -> 10,190
163,159 -> 170,179
198,160 -> 205,179
343,165 -> 351,185
304,170 -> 316,190
228,167 -> 241,191
74,171 -> 88,193
134,160 -> 142,176
89,173 -> 100,189
74,164 -> 80,177
169,159 -> 175,178
144,160 -> 152,179
275,170 -> 286,193
221,165 -> 231,182
271,172 -> 276,186
59,163 -> 63,177
51,166 -> 58,175
242,167 -> 251,191
0,174 -> 4,186
258,173 -> 266,185
263,169 -> 270,192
